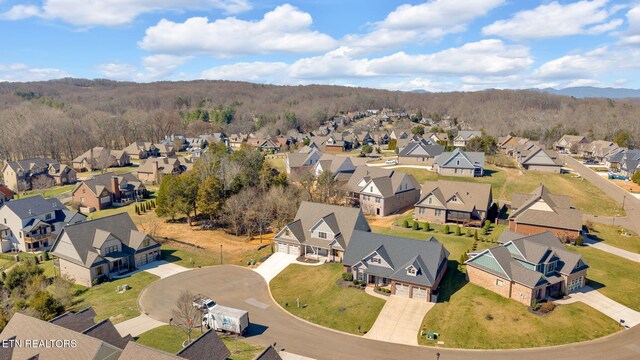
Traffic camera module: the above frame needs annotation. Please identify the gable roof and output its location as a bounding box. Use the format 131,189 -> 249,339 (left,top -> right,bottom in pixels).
316,154 -> 356,174
520,146 -> 563,167
418,180 -> 492,212
398,139 -> 445,158
253,345 -> 283,360
342,166 -> 394,193
344,231 -> 449,288
2,195 -> 67,218
361,171 -> 419,198
74,172 -> 144,197
120,342 -> 184,360
176,329 -> 230,360
435,148 -> 484,169
455,130 -> 482,141
4,157 -> 58,173
509,185 -> 583,231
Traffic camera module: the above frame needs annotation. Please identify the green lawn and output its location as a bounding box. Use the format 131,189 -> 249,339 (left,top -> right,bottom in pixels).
136,325 -> 263,359
72,271 -> 159,324
569,246 -> 640,311
419,264 -> 620,348
394,165 -> 622,217
161,246 -> 220,268
588,223 -> 640,253
270,263 -> 385,335
19,184 -> 75,199
87,191 -> 156,221
77,165 -> 139,178
372,222 -> 504,261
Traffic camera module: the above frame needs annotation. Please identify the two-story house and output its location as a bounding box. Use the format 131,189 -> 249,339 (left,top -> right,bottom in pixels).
286,147 -> 322,179
136,157 -> 193,184
72,147 -> 131,172
122,141 -> 161,160
434,148 -> 485,177
3,158 -> 64,192
414,180 -> 493,226
466,231 -> 588,306
0,196 -> 86,253
313,154 -> 356,181
273,202 -> 371,261
453,130 -> 482,147
358,171 -> 420,217
72,172 -> 146,212
343,231 -> 449,302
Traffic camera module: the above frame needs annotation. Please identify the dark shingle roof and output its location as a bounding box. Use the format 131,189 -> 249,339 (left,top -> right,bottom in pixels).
509,185 -> 583,231
50,307 -> 97,332
176,329 -> 230,360
418,180 -> 492,213
253,345 -> 282,360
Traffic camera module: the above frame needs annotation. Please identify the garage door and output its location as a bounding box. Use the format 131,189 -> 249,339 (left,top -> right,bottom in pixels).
395,283 -> 410,297
289,245 -> 300,257
277,243 -> 288,253
413,287 -> 428,300
135,253 -> 148,267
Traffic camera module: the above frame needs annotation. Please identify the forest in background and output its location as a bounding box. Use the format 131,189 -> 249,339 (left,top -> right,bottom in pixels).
0,78 -> 639,161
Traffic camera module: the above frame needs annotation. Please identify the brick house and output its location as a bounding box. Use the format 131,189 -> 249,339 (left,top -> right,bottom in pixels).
122,141 -> 161,160
3,158 -> 72,192
343,232 -> 449,302
466,231 -> 588,306
0,185 -> 14,206
509,185 -> 583,240
414,180 -> 493,225
72,172 -> 146,211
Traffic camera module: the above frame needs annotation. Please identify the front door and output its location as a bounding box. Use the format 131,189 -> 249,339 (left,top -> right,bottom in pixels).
376,208 -> 380,215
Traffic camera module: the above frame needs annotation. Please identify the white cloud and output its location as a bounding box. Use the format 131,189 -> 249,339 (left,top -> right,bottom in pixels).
533,47 -> 613,79
96,63 -> 138,80
345,0 -> 505,54
141,54 -> 191,80
0,63 -> 69,82
200,62 -> 289,82
619,6 -> 640,45
482,0 -> 622,40
139,4 -> 336,57
0,0 -> 252,27
376,77 -> 457,92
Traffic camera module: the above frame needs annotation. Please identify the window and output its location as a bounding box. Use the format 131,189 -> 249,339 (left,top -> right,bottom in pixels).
407,267 -> 417,276
375,197 -> 381,203
318,232 -> 327,239
370,186 -> 373,192
428,197 -> 432,204
104,245 -> 118,255
456,160 -> 460,166
45,213 -> 52,220
435,210 -> 441,216
418,208 -> 425,214
96,266 -> 103,276
496,279 -> 504,287
284,229 -> 290,236
371,257 -> 381,264
142,239 -> 150,247
545,261 -> 556,273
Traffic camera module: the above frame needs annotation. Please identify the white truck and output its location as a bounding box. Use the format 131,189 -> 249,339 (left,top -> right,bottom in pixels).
202,305 -> 250,335
192,294 -> 216,311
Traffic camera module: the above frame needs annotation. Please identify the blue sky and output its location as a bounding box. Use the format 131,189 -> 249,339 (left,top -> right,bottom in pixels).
1,0 -> 640,91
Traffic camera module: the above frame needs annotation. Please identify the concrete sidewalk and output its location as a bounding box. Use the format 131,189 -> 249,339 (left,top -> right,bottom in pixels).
137,260 -> 189,278
114,313 -> 166,337
364,295 -> 434,345
555,286 -> 640,328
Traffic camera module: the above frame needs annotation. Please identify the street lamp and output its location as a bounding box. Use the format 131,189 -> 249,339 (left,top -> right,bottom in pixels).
220,244 -> 223,265
622,195 -> 626,211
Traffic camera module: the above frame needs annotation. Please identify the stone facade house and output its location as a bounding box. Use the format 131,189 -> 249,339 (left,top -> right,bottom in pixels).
273,202 -> 371,261
453,130 -> 482,147
434,149 -> 484,177
51,213 -> 161,287
72,172 -> 146,211
509,185 -> 583,240
358,170 -> 420,217
466,231 -> 588,306
136,157 -> 193,184
3,158 -> 66,192
414,180 -> 493,226
0,196 -> 86,253
343,231 -> 449,302
72,147 -> 131,172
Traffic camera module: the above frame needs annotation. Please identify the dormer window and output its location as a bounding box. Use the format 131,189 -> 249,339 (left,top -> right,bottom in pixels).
407,267 -> 417,276
284,229 -> 291,236
318,231 -> 327,239
428,197 -> 432,204
142,238 -> 150,247
105,245 -> 118,255
45,213 -> 52,220
371,257 -> 381,264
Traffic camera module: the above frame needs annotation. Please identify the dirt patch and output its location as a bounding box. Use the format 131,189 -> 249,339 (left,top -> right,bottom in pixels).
612,179 -> 640,193
365,208 -> 413,227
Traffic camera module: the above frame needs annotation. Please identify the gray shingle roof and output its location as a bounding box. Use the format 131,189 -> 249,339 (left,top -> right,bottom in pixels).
398,139 -> 445,158
342,166 -> 393,193
120,342 -> 183,360
253,345 -> 282,360
418,180 -> 492,213
176,329 -> 230,360
509,185 -> 583,231
435,149 -> 484,169
4,158 -> 58,172
344,231 -> 449,288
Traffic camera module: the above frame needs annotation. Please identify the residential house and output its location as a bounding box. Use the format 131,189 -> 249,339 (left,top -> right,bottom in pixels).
72,147 -> 131,172
397,139 -> 445,165
370,131 -> 390,145
0,195 -> 86,253
120,330 -> 231,360
358,170 -> 420,216
155,143 -> 175,157
286,147 -> 323,178
0,185 -> 14,206
434,148 -> 485,177
185,137 -> 208,150
314,154 -> 356,181
3,157 -> 63,192
273,201 -> 371,260
580,140 -> 620,162
390,128 -> 412,140
72,172 -> 146,211
518,145 -> 563,173
254,345 -> 283,360
48,163 -> 77,185
453,130 -> 482,147
414,180 -> 493,226
604,148 -> 627,171
512,139 -> 539,159
161,134 -> 187,151
51,213 -> 161,286
137,157 -> 193,184
199,133 -> 228,147
343,231 -> 449,302
428,132 -> 449,145
341,166 -> 393,206
323,134 -> 349,152
497,135 -> 515,151
620,150 -> 640,177
122,141 -> 160,160
466,231 -> 588,306
50,307 -> 133,350
247,136 -> 280,153
509,185 -> 583,240
228,133 -> 248,149
553,135 -> 588,154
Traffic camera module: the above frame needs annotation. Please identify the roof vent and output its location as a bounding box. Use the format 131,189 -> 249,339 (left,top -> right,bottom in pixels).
28,209 -> 32,215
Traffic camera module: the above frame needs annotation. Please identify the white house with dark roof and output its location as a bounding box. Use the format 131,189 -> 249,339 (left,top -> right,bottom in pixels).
343,231 -> 449,302
434,148 -> 484,177
466,231 -> 588,306
0,195 -> 86,253
313,154 -> 356,179
273,202 -> 371,261
50,213 -> 160,286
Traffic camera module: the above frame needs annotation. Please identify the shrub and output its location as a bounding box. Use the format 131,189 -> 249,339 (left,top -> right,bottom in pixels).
443,225 -> 450,234
43,251 -> 50,261
539,301 -> 557,314
481,226 -> 488,235
455,226 -> 461,236
342,272 -> 353,281
403,220 -> 410,228
474,229 -> 478,240
423,222 -> 430,231
575,236 -> 585,246
412,221 -> 419,230
585,220 -> 593,231
484,220 -> 491,228
352,279 -> 359,285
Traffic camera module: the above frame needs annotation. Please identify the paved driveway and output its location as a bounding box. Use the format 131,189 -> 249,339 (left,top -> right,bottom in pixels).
364,295 -> 434,345
138,266 -> 640,360
137,260 -> 189,278
114,313 -> 166,337
556,286 -> 640,328
253,252 -> 298,283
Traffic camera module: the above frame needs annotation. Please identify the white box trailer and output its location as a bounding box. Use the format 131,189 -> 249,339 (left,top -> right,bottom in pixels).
202,305 -> 249,335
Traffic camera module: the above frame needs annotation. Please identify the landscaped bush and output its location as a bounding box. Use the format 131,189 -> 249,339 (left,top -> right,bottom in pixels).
539,301 -> 557,314
423,222 -> 430,232
455,226 -> 461,236
43,251 -> 50,261
575,236 -> 585,246
443,225 -> 450,234
342,272 -> 353,281
474,229 -> 479,240
403,220 -> 410,228
412,221 -> 419,230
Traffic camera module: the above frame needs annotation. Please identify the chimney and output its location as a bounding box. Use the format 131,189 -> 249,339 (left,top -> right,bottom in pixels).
90,147 -> 94,160
111,176 -> 121,200
153,160 -> 160,183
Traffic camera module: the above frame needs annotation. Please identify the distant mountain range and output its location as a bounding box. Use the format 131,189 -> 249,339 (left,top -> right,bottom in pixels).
532,86 -> 640,99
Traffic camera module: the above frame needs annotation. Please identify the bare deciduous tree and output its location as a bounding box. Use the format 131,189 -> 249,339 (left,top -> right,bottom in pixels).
30,174 -> 55,190
171,290 -> 201,345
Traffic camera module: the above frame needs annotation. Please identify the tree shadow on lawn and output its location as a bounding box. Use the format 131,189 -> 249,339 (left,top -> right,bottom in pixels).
436,261 -> 468,303
483,169 -> 498,177
586,279 -> 606,291
161,249 -> 181,263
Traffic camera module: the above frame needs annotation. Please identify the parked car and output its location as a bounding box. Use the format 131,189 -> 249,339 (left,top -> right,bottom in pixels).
608,171 -> 629,180
385,159 -> 398,165
202,305 -> 250,335
193,294 -> 216,311
583,159 -> 599,165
